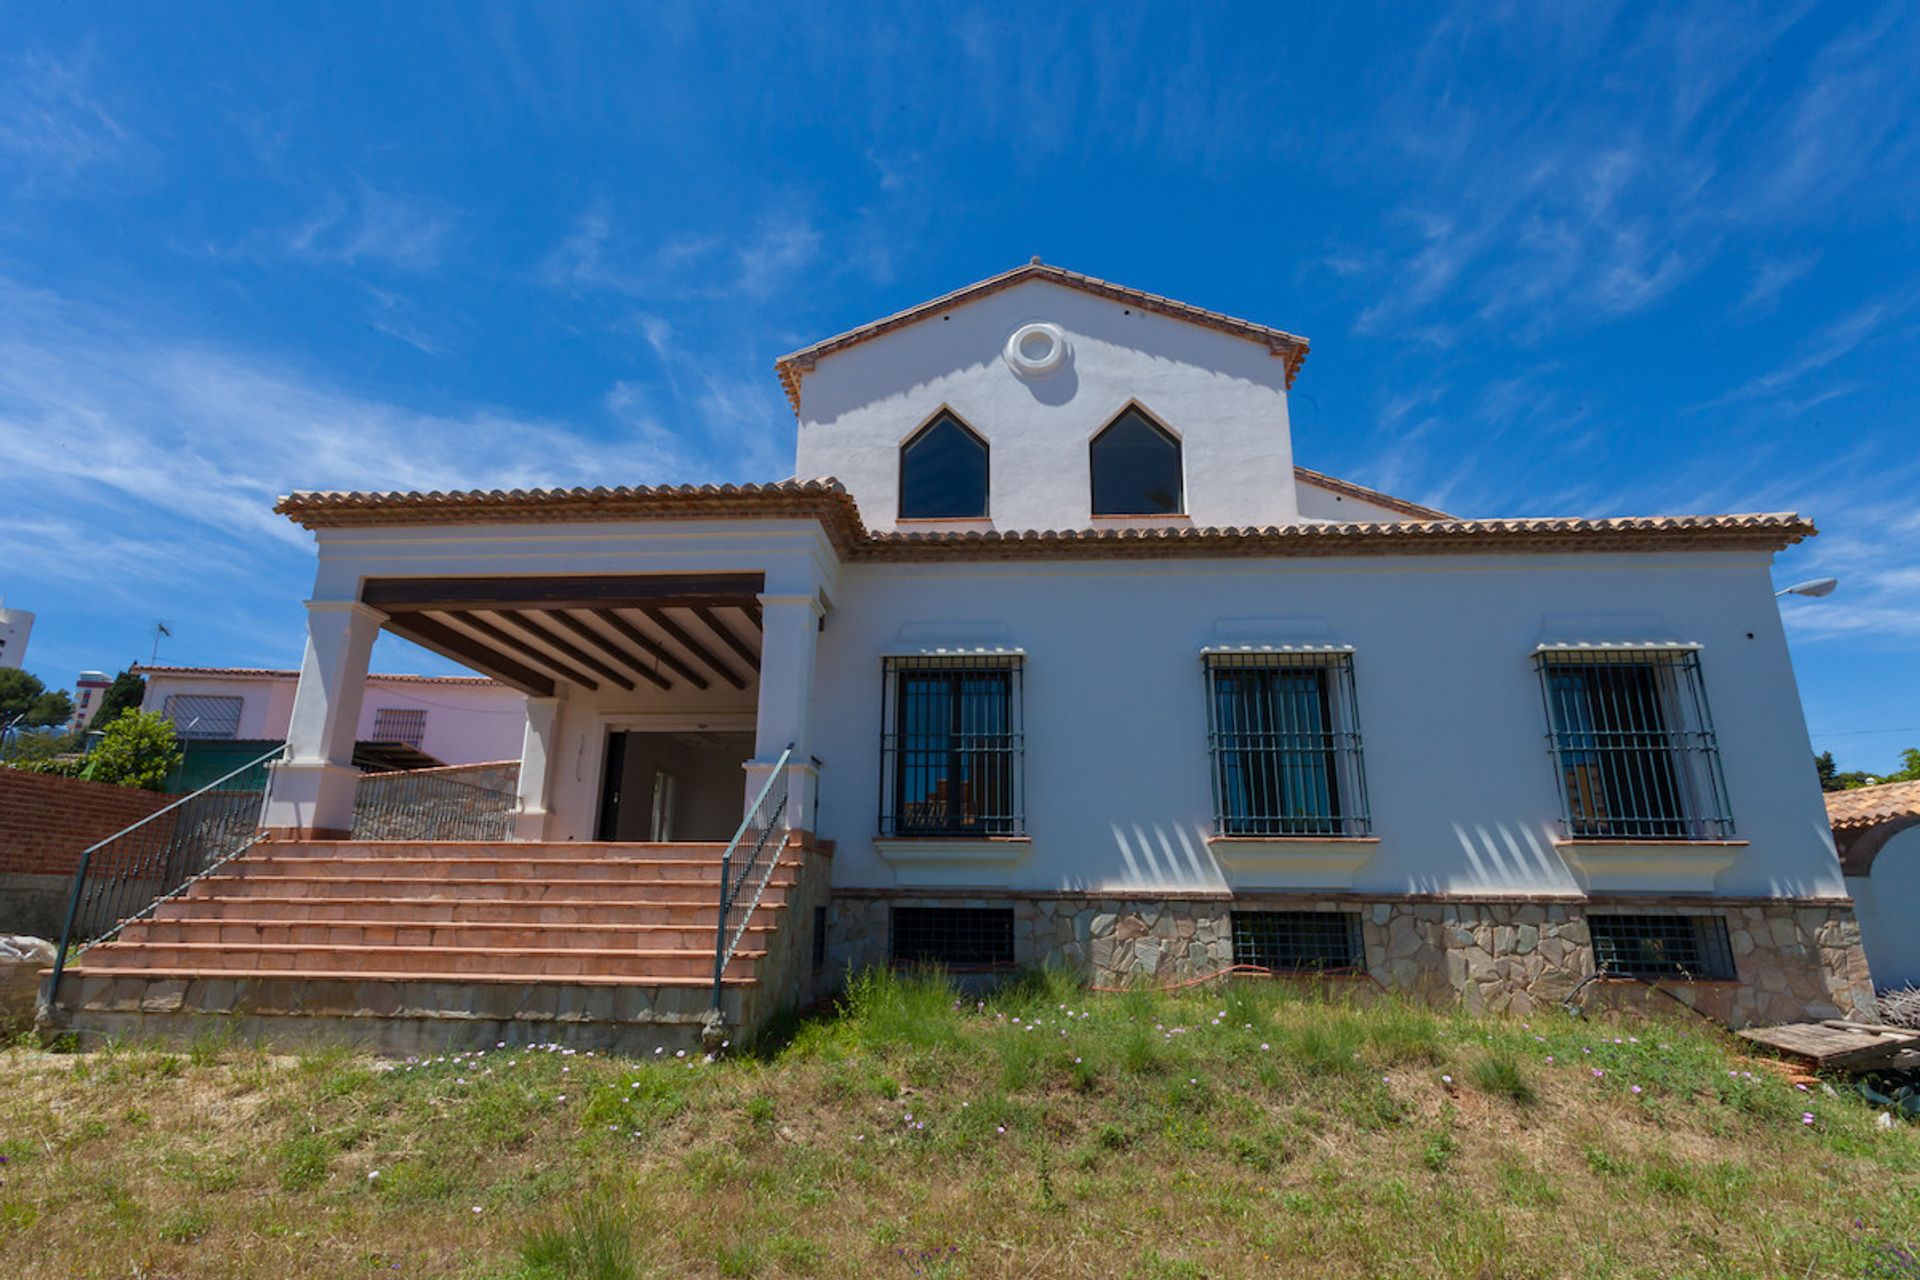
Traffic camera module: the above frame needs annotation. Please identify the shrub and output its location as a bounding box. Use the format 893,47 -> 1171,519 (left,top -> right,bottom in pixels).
80,710 -> 181,791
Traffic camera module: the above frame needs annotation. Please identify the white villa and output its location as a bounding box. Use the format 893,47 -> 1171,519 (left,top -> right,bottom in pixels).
44,262 -> 1873,1049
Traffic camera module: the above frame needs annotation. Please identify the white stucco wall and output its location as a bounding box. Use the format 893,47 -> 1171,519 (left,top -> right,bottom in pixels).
802,550 -> 1841,898
793,279 -> 1300,533
1848,827 -> 1920,990
1295,479 -> 1426,523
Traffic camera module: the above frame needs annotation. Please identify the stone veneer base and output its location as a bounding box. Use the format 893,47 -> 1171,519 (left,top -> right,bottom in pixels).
825,892 -> 1875,1028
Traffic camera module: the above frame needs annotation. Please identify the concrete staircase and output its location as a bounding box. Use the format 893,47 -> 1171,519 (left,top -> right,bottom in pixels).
40,839 -> 826,1054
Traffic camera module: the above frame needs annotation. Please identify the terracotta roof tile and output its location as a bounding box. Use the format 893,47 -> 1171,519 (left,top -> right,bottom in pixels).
134,664 -> 505,687
1293,466 -> 1452,520
1826,779 -> 1920,830
272,483 -> 1813,560
773,261 -> 1312,415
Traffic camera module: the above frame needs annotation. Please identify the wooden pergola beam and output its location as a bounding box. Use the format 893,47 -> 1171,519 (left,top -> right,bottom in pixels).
503,612 -> 646,692
381,614 -> 556,697
451,612 -> 604,692
692,605 -> 760,671
362,573 -> 765,613
641,607 -> 745,690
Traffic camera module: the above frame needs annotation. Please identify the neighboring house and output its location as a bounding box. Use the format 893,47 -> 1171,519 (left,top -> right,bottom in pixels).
1830,780 -> 1920,991
68,670 -> 112,734
137,664 -> 527,769
45,262 -> 1871,1048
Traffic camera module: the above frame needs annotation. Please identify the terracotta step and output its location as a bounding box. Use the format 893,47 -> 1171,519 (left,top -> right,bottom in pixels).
186,875 -> 790,904
79,941 -> 761,981
263,840 -> 737,861
153,895 -> 754,926
234,856 -> 773,882
56,965 -> 751,989
121,918 -> 766,951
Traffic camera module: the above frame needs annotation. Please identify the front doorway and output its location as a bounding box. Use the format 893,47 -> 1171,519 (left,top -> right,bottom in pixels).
596,731 -> 755,842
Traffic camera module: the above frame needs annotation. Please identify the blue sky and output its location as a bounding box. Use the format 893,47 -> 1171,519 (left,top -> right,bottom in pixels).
2,4 -> 1917,770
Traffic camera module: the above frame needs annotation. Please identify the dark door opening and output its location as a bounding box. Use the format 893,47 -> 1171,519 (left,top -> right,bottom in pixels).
596,731 -> 755,842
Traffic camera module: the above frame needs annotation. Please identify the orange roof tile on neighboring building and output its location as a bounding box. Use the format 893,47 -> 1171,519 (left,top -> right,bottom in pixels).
1826,779 -> 1920,831
134,664 -> 504,687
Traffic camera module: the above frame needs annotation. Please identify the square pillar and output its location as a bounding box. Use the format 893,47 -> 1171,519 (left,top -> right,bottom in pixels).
745,591 -> 823,837
512,692 -> 565,841
262,600 -> 383,838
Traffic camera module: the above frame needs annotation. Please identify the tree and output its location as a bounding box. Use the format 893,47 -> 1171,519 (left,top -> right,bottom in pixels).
79,710 -> 182,791
0,668 -> 74,727
90,670 -> 147,733
1815,747 -> 1912,791
1890,748 -> 1920,784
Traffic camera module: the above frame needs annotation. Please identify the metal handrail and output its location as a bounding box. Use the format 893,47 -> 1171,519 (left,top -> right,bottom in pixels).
351,769 -> 518,841
47,744 -> 285,992
710,744 -> 794,1012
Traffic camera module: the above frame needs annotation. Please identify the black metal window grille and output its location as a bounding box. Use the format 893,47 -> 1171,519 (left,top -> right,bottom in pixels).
812,905 -> 827,973
161,694 -> 243,741
370,707 -> 428,750
1205,652 -> 1369,837
899,411 -> 989,520
1589,913 -> 1736,981
889,907 -> 1016,969
1536,648 -> 1732,840
879,656 -> 1023,837
1231,911 -> 1366,974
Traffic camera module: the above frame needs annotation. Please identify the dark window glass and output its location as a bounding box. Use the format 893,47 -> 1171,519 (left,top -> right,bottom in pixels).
1543,662 -> 1687,839
1231,911 -> 1365,973
891,667 -> 1017,836
1091,407 -> 1182,515
1588,914 -> 1735,980
890,907 -> 1015,968
900,413 -> 988,519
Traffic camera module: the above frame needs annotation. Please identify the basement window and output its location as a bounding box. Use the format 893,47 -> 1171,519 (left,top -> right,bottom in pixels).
1588,913 -> 1736,981
1230,911 -> 1366,974
889,907 -> 1015,970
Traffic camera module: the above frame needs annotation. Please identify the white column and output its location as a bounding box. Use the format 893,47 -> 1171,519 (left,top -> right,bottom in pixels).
261,600 -> 384,837
512,692 -> 564,841
745,591 -> 823,836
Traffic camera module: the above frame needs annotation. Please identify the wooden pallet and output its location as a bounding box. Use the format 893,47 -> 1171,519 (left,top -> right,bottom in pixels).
1736,1020 -> 1920,1072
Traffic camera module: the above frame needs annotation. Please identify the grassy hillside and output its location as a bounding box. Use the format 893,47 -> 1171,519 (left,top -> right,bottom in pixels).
2,972 -> 1917,1279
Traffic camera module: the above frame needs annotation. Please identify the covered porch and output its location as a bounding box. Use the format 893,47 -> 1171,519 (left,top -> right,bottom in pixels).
260,512 -> 839,846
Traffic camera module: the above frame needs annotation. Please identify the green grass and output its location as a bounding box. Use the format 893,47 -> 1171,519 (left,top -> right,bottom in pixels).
0,970 -> 1916,1277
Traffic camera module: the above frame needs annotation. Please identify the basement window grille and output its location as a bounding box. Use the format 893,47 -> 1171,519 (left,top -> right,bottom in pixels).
1588,913 -> 1736,981
1535,647 -> 1732,840
370,708 -> 428,750
879,656 -> 1024,837
161,694 -> 243,741
1205,651 -> 1370,837
1231,911 -> 1366,974
812,906 -> 827,973
889,907 -> 1016,970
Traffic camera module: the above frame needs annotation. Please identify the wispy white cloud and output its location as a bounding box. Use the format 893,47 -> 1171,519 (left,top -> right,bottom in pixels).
0,48 -> 130,184
283,184 -> 455,271
1737,252 -> 1820,317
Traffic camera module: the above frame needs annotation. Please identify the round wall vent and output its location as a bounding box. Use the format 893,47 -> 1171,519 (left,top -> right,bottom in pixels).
1003,322 -> 1071,379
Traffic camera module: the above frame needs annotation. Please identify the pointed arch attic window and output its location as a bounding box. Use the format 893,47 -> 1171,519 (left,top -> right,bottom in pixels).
899,411 -> 989,519
1091,406 -> 1183,516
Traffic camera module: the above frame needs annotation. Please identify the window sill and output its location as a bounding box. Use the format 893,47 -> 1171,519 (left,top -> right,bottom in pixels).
1206,835 -> 1380,888
876,836 -> 1032,886
1555,840 -> 1747,892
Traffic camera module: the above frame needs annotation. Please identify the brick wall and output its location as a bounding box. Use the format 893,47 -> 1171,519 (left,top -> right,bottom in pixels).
0,768 -> 173,876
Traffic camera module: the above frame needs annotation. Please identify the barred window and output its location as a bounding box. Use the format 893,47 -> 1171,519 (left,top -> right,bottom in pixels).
890,907 -> 1015,969
370,708 -> 428,750
879,656 -> 1023,837
1231,911 -> 1366,974
1536,647 -> 1731,840
161,694 -> 243,740
1205,651 -> 1369,837
1589,914 -> 1735,981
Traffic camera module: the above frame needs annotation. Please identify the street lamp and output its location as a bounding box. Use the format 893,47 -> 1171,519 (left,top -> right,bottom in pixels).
1775,577 -> 1838,599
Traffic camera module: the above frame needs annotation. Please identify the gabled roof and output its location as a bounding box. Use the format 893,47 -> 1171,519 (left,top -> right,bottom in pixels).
773,260 -> 1312,415
1293,466 -> 1451,520
1826,779 -> 1920,831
